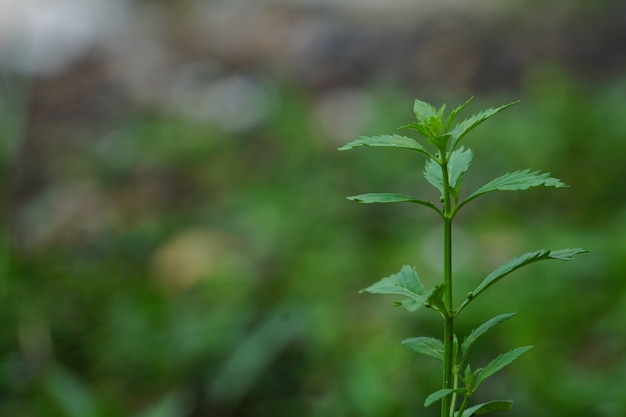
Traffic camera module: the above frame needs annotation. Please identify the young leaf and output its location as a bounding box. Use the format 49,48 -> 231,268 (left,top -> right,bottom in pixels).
424,388 -> 464,407
459,169 -> 566,210
448,101 -> 519,150
360,265 -> 430,311
413,98 -> 439,123
461,313 -> 516,357
338,134 -> 433,158
423,147 -> 473,199
475,346 -> 533,388
403,99 -> 447,146
426,283 -> 447,313
402,337 -> 445,362
445,96 -> 473,131
468,248 -> 589,302
448,147 -> 473,192
347,193 -> 441,215
423,158 -> 444,195
462,363 -> 478,390
456,400 -> 513,417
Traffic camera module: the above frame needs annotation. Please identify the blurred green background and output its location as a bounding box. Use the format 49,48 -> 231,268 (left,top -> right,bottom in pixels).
2,0 -> 626,416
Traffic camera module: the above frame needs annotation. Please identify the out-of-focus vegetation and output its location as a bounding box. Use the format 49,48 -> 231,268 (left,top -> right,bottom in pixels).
2,1 -> 626,416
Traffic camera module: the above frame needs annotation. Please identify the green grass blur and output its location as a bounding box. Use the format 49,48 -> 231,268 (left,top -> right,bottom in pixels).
2,44 -> 626,417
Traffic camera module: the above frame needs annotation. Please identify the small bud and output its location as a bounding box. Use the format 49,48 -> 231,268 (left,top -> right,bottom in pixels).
424,301 -> 432,308
466,291 -> 474,299
439,196 -> 445,203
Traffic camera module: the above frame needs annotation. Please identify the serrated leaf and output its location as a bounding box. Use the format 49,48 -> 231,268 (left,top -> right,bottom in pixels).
402,122 -> 447,147
475,346 -> 533,388
424,388 -> 463,407
423,147 -> 473,198
470,248 -> 589,300
423,158 -> 444,195
448,101 -> 518,150
448,147 -> 473,191
360,265 -> 431,311
461,313 -> 516,357
405,99 -> 447,145
338,134 -> 433,158
456,400 -> 513,417
347,193 -> 439,212
402,337 -> 445,362
460,169 -> 566,209
414,98 -> 439,122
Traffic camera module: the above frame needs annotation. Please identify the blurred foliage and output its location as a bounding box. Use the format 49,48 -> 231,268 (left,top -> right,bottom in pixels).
2,60 -> 626,417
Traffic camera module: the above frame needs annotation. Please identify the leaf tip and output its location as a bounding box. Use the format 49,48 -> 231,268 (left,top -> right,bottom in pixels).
346,196 -> 363,203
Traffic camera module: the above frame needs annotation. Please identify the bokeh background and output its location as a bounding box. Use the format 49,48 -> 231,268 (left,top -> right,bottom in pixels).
2,0 -> 626,416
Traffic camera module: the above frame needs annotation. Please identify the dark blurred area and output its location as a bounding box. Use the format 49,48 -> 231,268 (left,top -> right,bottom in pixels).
2,1 -> 626,416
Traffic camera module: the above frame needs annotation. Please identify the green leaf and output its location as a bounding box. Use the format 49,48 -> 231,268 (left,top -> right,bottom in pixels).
426,283 -> 447,312
423,147 -> 473,198
445,97 -> 473,131
360,265 -> 430,311
456,400 -> 513,417
461,313 -> 516,357
462,363 -> 477,389
413,98 -> 439,123
448,147 -> 473,192
402,99 -> 447,146
460,169 -> 566,209
338,134 -> 432,158
402,337 -> 445,362
448,101 -> 519,150
347,193 -> 440,214
475,346 -> 533,388
424,388 -> 464,407
470,248 -> 589,300
423,158 -> 444,195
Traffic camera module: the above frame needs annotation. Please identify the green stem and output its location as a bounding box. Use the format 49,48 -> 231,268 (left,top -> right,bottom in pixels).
441,155 -> 455,417
456,395 -> 470,417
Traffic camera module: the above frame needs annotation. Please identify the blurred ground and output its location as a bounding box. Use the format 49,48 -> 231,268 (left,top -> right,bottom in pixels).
2,1 -> 626,416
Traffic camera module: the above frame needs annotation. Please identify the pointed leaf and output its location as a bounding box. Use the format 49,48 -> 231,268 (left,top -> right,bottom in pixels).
445,96 -> 473,131
338,134 -> 432,158
470,248 -> 589,300
347,193 -> 440,213
460,169 -> 567,209
424,388 -> 464,407
404,99 -> 446,145
463,363 -> 477,389
360,265 -> 432,311
448,101 -> 519,150
402,337 -> 445,362
475,346 -> 533,388
426,283 -> 447,312
462,313 -> 516,356
457,400 -> 513,417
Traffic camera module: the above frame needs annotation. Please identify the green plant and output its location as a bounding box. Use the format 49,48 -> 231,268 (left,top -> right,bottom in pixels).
339,97 -> 588,417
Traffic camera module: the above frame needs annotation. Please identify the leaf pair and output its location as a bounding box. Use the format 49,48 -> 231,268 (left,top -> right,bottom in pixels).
340,97 -> 516,157
424,147 -> 473,202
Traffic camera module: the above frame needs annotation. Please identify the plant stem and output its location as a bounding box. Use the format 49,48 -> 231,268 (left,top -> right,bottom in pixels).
456,395 -> 470,417
441,156 -> 455,417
